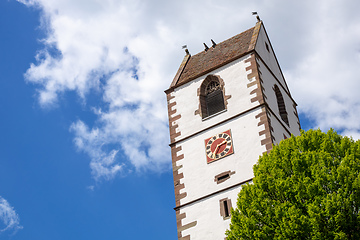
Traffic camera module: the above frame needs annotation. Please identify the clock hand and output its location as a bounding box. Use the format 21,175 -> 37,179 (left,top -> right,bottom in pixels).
216,140 -> 227,152
218,140 -> 227,146
213,140 -> 227,158
212,145 -> 219,158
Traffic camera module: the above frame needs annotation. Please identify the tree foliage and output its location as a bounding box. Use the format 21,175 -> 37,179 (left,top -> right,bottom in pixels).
226,129 -> 360,239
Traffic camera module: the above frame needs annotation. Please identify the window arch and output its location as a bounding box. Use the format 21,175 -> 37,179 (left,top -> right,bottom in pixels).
274,84 -> 289,126
199,75 -> 226,118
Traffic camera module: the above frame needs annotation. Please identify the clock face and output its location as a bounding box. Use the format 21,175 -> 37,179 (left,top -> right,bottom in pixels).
204,130 -> 234,163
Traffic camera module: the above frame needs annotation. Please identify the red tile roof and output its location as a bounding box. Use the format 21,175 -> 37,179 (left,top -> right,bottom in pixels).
170,23 -> 260,89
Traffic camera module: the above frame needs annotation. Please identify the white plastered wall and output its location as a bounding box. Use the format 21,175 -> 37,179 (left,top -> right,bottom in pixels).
256,56 -> 300,137
176,107 -> 265,204
180,185 -> 243,240
254,24 -> 300,139
255,25 -> 289,93
170,54 -> 259,142
269,111 -> 291,144
169,54 -> 268,206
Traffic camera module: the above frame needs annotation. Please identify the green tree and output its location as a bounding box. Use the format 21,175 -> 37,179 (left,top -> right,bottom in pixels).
226,129 -> 360,239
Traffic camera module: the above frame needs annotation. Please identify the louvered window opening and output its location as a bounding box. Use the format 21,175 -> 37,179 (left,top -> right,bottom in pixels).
274,85 -> 289,126
206,88 -> 225,116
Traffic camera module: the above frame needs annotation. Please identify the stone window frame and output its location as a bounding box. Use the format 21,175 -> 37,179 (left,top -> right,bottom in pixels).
219,198 -> 232,220
273,84 -> 289,126
214,170 -> 235,184
195,75 -> 231,119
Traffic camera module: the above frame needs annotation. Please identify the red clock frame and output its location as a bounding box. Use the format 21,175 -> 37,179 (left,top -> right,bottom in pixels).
204,129 -> 234,163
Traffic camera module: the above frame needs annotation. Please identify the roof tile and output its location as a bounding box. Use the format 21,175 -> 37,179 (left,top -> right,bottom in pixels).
173,26 -> 256,88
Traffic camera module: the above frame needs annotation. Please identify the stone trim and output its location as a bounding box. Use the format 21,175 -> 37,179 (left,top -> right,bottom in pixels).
214,170 -> 235,184
259,76 -> 267,100
219,198 -> 232,219
246,54 -> 265,105
178,221 -> 197,232
256,106 -> 274,153
293,103 -> 301,131
179,237 -> 190,240
167,92 -> 187,240
171,144 -> 189,240
246,53 -> 274,153
167,100 -> 189,240
176,210 -> 186,239
167,91 -> 182,144
176,212 -> 197,239
171,145 -> 186,207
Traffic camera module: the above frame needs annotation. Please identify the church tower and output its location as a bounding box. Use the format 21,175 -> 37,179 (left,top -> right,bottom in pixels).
165,20 -> 301,239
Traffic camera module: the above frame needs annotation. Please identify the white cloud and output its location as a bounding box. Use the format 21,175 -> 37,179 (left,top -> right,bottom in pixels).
284,0 -> 360,138
0,196 -> 23,235
70,120 -> 125,181
19,0 -> 360,180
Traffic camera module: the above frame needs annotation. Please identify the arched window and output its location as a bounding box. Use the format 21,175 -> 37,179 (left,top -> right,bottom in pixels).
199,75 -> 226,118
274,84 -> 289,126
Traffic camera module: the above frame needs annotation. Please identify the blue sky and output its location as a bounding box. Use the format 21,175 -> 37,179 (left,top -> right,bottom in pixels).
0,1 -> 175,239
0,0 -> 359,239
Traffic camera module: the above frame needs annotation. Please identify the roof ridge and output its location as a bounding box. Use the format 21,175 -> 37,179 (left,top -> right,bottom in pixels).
169,23 -> 260,89
248,21 -> 262,51
169,53 -> 191,88
191,25 -> 257,58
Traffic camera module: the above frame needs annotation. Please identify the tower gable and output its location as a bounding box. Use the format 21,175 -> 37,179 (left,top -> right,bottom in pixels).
170,24 -> 259,89
254,24 -> 290,93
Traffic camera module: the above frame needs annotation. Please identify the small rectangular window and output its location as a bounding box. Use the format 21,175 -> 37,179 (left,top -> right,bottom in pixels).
214,171 -> 235,184
220,198 -> 232,219
218,174 -> 229,182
